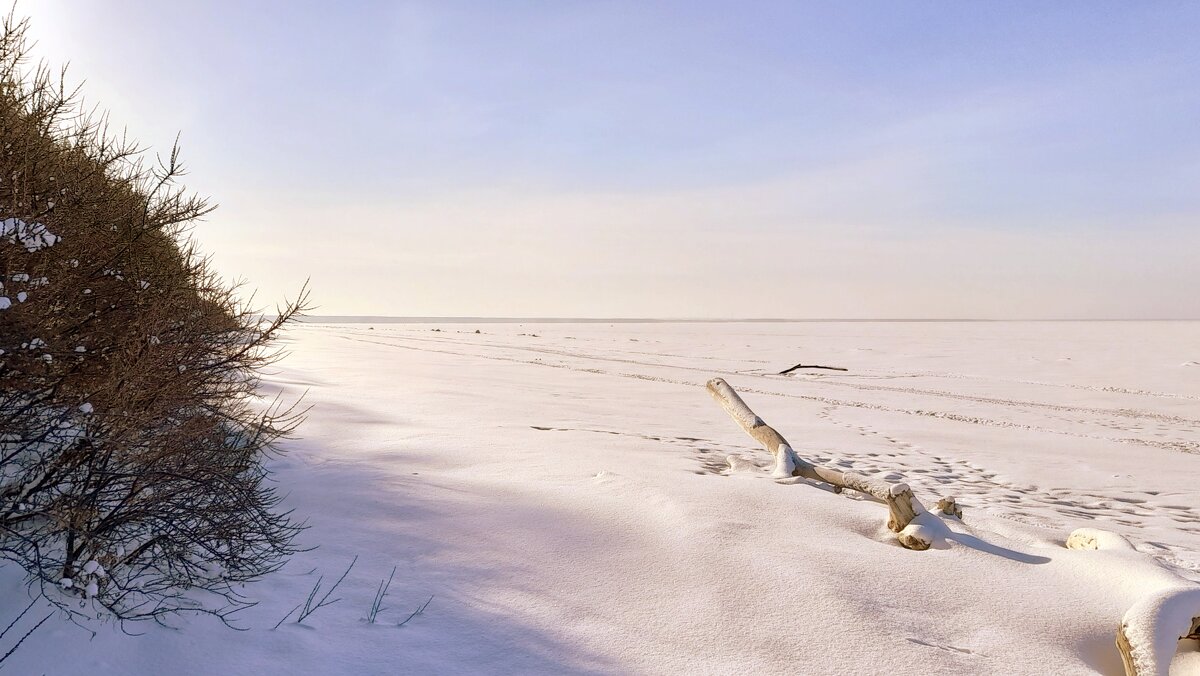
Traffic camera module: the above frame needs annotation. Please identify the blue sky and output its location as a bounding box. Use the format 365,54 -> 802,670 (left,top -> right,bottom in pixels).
28,2 -> 1200,318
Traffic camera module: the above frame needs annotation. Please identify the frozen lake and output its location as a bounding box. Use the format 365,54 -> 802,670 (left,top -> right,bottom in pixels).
9,320 -> 1200,674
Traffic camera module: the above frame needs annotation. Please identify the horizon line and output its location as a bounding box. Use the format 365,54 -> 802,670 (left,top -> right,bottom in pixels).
297,315 -> 1200,324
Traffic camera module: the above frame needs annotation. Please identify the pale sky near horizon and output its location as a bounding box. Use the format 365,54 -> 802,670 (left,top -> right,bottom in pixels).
25,2 -> 1200,318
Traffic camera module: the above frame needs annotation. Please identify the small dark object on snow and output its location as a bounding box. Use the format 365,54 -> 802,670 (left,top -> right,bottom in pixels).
778,363 -> 849,375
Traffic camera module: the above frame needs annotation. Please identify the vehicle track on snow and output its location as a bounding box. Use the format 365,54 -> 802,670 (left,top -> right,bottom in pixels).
336,327 -> 1200,426
330,329 -> 1200,456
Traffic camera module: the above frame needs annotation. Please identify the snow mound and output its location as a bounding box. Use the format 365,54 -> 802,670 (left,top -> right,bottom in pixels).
1067,527 -> 1136,551
725,454 -> 760,472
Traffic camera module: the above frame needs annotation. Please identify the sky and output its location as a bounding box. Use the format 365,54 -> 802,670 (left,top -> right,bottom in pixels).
24,1 -> 1200,319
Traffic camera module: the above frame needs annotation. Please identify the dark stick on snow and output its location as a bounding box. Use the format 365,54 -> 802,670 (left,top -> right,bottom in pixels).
0,612 -> 53,665
397,596 -> 434,628
778,363 -> 849,375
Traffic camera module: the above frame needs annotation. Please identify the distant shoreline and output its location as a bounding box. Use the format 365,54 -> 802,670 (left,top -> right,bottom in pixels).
299,316 -> 1198,324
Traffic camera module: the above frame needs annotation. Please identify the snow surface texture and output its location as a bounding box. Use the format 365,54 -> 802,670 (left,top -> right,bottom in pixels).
3,321 -> 1200,675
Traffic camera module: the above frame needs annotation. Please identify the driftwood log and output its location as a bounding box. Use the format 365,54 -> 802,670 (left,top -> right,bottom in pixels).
1067,528 -> 1200,676
778,363 -> 849,375
706,378 -> 936,549
709,377 -> 1198,669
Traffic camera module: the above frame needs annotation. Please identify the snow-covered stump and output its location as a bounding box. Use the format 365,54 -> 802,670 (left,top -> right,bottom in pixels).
1065,528 -> 1200,676
706,378 -> 927,548
936,496 -> 963,519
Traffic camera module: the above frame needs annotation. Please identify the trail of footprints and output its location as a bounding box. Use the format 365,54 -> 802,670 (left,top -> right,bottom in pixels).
532,417 -> 1200,565
591,405 -> 1200,575
808,407 -> 1200,573
534,421 -> 1200,563
366,329 -> 1200,570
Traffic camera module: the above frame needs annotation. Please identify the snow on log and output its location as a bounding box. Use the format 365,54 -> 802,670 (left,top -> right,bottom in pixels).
897,522 -> 934,551
1066,527 -> 1136,551
705,377 -> 806,478
706,377 -> 924,543
1115,586 -> 1200,676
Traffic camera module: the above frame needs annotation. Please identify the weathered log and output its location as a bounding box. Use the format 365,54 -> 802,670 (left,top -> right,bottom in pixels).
706,377 -> 922,540
706,377 -> 801,477
779,363 -> 849,375
1116,624 -> 1138,676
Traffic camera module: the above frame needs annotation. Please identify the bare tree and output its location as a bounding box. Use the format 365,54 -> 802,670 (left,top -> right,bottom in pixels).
0,11 -> 308,627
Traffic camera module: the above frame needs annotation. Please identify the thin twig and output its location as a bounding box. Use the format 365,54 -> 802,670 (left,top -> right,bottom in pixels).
778,363 -> 848,375
367,566 -> 397,624
397,596 -> 433,628
272,602 -> 302,631
293,556 -> 357,624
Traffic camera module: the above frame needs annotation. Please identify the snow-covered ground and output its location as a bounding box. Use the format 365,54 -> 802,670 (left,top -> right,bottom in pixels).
5,321 -> 1200,675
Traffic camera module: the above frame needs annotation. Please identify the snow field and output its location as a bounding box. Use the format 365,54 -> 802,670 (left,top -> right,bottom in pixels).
4,320 -> 1199,674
